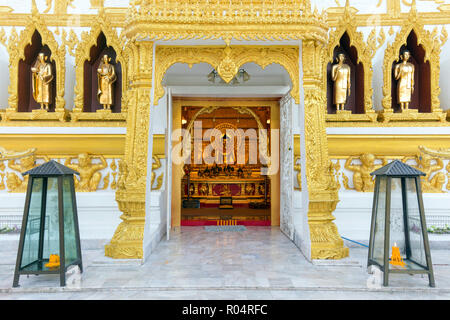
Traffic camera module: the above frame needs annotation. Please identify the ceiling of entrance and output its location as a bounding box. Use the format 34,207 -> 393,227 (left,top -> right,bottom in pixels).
163,62 -> 292,88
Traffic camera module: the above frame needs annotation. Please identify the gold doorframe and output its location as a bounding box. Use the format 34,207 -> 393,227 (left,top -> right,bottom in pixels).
171,98 -> 280,228
105,43 -> 348,260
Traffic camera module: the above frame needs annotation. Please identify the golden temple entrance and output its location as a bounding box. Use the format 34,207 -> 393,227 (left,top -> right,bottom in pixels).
171,98 -> 281,227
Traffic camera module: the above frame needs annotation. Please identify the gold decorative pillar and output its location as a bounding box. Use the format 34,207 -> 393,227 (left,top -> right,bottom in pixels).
302,40 -> 349,260
105,41 -> 153,259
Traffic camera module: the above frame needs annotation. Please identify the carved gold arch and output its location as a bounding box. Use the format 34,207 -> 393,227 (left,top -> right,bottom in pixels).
325,4 -> 383,123
71,12 -> 127,122
3,12 -> 66,122
380,6 -> 447,123
153,45 -> 300,107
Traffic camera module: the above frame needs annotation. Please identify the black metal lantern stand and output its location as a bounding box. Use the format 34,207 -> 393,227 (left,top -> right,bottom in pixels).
13,160 -> 83,287
367,160 -> 435,287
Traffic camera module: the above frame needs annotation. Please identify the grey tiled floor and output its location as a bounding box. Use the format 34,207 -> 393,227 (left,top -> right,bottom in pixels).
1,226 -> 449,300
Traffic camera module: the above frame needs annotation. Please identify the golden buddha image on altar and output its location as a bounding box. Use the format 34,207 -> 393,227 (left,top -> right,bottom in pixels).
97,54 -> 117,111
31,52 -> 54,111
394,50 -> 415,111
219,133 -> 236,165
331,53 -> 351,111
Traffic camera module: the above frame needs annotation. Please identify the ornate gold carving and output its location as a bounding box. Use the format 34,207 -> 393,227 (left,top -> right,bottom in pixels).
105,41 -> 153,259
403,153 -> 446,193
380,5 -> 447,123
64,153 -> 108,192
43,0 -> 75,15
154,46 -> 300,106
31,52 -> 54,111
303,40 -> 348,260
151,155 -> 163,191
71,11 -> 127,122
419,145 -> 450,158
1,10 -> 67,122
325,3 -> 383,123
7,152 -> 49,193
123,1 -> 328,44
344,154 -> 387,192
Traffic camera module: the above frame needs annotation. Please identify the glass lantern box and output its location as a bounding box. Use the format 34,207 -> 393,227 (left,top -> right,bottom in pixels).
12,160 -> 83,287
368,160 -> 435,287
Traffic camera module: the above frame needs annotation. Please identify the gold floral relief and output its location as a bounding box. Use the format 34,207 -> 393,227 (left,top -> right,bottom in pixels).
380,5 -> 447,123
154,45 -> 300,107
325,2 -> 384,123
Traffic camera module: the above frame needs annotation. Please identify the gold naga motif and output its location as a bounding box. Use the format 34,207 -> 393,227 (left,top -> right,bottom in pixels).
379,3 -> 447,123
331,53 -> 351,111
403,153 -> 446,193
325,1 -> 384,123
64,153 -> 108,192
97,54 -> 117,111
344,153 -> 387,192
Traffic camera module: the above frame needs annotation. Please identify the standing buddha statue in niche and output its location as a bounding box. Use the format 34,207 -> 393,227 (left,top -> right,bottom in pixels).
97,54 -> 117,111
331,53 -> 351,111
394,50 -> 415,111
31,53 -> 53,111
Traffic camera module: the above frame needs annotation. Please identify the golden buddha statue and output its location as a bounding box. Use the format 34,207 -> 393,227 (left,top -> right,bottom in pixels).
331,53 -> 351,111
394,50 -> 415,111
64,153 -> 108,192
31,53 -> 54,111
97,54 -> 117,111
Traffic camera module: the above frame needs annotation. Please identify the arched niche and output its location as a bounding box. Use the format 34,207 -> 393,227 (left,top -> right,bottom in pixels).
83,32 -> 122,113
326,32 -> 364,115
390,30 -> 430,113
18,30 -> 57,112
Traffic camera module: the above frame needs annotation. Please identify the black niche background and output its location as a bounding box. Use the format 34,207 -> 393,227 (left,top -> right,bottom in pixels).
326,32 -> 365,115
83,32 -> 122,113
391,30 -> 431,113
18,30 -> 57,112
